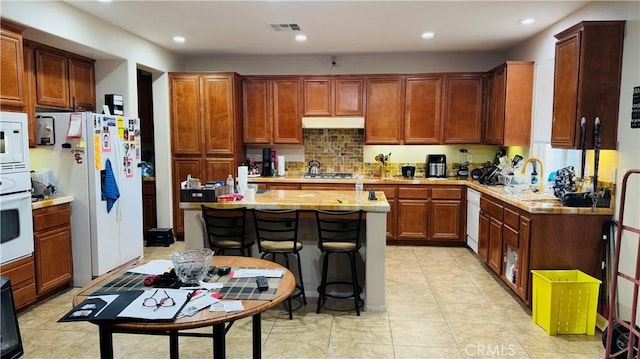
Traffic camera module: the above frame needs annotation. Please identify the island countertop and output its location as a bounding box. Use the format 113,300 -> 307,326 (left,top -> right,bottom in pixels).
179,189 -> 390,312
180,189 -> 390,212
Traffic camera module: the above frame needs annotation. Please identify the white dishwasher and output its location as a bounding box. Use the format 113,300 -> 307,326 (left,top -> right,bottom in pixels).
466,188 -> 481,254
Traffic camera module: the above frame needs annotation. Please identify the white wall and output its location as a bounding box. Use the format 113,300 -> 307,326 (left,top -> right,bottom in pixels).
4,0 -> 183,230
508,1 -> 640,320
184,51 -> 505,75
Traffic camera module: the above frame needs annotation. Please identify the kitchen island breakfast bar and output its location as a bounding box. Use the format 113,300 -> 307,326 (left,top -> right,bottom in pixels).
180,189 -> 390,311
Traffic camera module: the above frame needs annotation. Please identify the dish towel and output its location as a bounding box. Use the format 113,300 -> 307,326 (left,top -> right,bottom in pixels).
102,159 -> 120,213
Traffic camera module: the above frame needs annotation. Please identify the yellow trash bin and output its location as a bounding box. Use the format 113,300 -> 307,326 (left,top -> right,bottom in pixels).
531,270 -> 601,335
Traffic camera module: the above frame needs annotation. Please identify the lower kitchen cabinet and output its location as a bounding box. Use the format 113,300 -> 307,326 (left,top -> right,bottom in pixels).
142,179 -> 157,234
367,185 -> 397,240
0,256 -> 36,310
430,187 -> 464,242
478,193 -> 610,305
501,215 -> 530,300
32,203 -> 73,297
397,186 -> 429,240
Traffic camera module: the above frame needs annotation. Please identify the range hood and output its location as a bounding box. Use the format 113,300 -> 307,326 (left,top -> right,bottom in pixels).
301,117 -> 365,129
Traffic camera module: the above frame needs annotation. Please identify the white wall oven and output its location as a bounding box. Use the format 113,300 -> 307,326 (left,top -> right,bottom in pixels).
0,112 -> 33,265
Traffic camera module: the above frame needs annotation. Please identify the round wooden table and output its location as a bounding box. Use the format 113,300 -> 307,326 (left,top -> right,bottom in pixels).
73,256 -> 295,359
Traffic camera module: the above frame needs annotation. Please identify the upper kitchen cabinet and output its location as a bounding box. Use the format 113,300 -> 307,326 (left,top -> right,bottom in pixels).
243,77 -> 302,144
442,74 -> 484,144
485,61 -> 534,146
551,21 -> 625,150
23,42 -> 36,147
68,56 -> 96,111
33,43 -> 96,111
170,73 -> 243,156
302,77 -> 364,116
0,20 -> 26,110
202,74 -> 243,156
35,47 -> 70,108
404,75 -> 442,144
365,77 -> 404,144
170,74 -> 202,155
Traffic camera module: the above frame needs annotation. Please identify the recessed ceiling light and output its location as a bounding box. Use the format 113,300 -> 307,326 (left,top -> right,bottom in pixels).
519,18 -> 535,25
421,32 -> 435,39
173,36 -> 186,43
295,34 -> 307,42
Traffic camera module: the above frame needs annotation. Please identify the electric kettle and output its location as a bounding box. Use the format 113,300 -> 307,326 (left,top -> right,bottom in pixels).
307,160 -> 321,175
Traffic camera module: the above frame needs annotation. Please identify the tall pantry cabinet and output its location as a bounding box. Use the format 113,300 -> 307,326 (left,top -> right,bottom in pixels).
169,73 -> 244,238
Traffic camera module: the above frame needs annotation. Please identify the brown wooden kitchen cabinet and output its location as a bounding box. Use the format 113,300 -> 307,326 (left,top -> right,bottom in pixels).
170,74 -> 203,155
302,77 -> 364,117
142,179 -> 157,234
0,20 -> 26,110
33,43 -> 96,111
430,187 -> 464,242
23,42 -> 37,148
35,47 -> 70,109
551,21 -> 625,150
33,203 -> 73,297
68,56 -> 96,111
442,74 -> 484,144
172,158 -> 204,238
170,72 -> 244,239
477,192 -> 612,305
396,186 -> 429,240
243,77 -> 302,144
479,196 -> 504,275
501,209 -> 530,301
367,185 -> 397,240
485,62 -> 534,146
404,75 -> 442,144
0,256 -> 36,310
365,77 -> 404,144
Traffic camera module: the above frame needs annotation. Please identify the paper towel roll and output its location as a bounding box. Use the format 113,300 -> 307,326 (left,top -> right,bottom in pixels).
237,166 -> 248,195
277,156 -> 285,176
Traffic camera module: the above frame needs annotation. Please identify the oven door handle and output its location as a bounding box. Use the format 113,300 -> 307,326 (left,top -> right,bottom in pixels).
1,191 -> 32,203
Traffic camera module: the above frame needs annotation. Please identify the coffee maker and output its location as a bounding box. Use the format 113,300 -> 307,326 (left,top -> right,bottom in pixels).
426,154 -> 447,178
261,148 -> 272,177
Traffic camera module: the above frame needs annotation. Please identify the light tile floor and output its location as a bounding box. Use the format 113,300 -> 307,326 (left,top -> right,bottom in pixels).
17,242 -> 606,358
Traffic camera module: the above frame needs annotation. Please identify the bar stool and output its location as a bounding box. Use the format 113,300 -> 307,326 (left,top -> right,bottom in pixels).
201,205 -> 254,256
253,209 -> 306,319
315,210 -> 363,316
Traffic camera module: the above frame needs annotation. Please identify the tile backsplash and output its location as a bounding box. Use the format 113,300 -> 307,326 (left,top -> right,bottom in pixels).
303,129 -> 364,173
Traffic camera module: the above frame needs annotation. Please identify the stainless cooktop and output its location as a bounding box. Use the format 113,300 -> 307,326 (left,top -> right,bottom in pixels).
302,172 -> 353,179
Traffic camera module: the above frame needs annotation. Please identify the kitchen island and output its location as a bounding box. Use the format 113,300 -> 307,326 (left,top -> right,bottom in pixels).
180,189 -> 390,311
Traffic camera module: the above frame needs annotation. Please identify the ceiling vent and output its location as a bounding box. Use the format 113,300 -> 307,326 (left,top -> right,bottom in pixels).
269,23 -> 302,32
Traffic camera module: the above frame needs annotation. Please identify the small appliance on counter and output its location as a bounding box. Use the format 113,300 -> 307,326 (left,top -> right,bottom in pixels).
457,149 -> 471,179
401,165 -> 416,178
261,148 -> 272,177
426,154 -> 447,178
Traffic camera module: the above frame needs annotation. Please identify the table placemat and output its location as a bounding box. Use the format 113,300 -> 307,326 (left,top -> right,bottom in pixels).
79,267 -> 280,301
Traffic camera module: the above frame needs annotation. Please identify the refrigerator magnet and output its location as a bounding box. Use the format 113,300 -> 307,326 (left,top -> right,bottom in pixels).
125,157 -> 133,178
102,130 -> 111,153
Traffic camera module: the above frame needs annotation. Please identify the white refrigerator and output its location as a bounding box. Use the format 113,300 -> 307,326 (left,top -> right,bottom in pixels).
30,112 -> 143,286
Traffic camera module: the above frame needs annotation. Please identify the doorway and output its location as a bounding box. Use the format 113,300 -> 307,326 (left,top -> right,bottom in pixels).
137,68 -> 157,234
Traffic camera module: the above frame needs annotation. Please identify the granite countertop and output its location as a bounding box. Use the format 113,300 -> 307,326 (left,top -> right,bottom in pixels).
31,195 -> 74,210
180,189 -> 390,212
248,175 -> 468,185
248,176 -> 614,215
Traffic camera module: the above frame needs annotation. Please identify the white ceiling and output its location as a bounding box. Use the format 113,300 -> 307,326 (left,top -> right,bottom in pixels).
63,0 -> 590,56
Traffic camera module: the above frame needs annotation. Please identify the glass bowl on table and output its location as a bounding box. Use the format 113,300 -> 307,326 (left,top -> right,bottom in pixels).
170,248 -> 214,286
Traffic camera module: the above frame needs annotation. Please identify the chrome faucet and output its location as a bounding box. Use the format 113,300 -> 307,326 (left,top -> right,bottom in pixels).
521,157 -> 544,193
